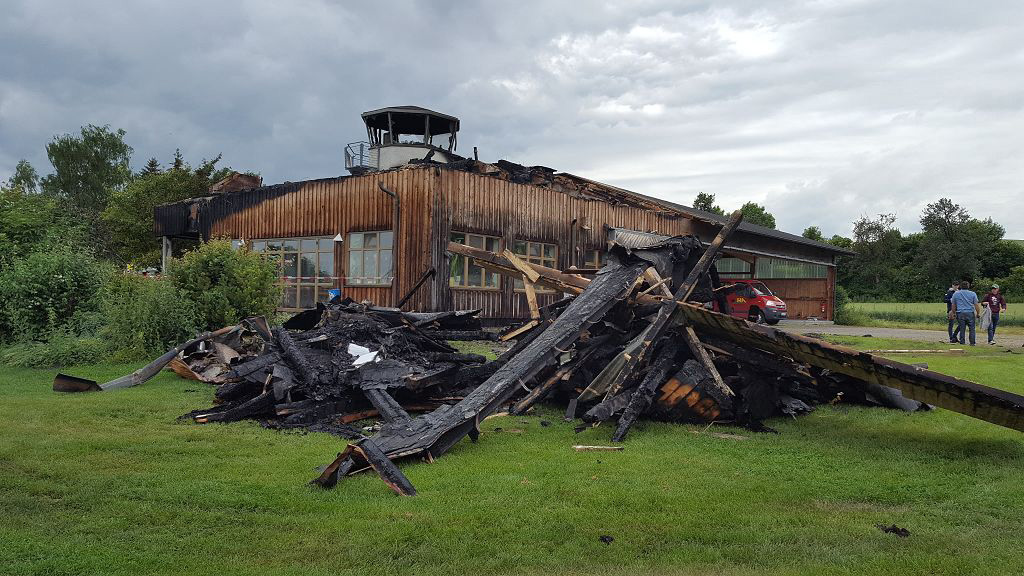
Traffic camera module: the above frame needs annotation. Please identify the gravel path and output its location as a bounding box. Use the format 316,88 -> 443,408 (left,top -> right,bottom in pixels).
775,321 -> 1024,348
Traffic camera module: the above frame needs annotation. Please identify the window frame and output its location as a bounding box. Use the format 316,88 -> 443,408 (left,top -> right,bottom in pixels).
249,236 -> 337,311
512,239 -> 558,293
346,230 -> 395,287
449,231 -> 502,290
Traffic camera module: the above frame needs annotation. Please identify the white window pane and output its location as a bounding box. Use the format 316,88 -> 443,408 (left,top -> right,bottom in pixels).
318,252 -> 334,278
318,238 -> 333,251
380,249 -> 393,281
380,231 -> 393,249
365,233 -> 378,249
364,251 -> 377,280
468,234 -> 483,249
283,239 -> 299,251
349,251 -> 362,279
348,233 -> 363,249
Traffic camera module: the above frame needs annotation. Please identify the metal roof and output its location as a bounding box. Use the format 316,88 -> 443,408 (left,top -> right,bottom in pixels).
361,106 -> 460,134
561,173 -> 854,256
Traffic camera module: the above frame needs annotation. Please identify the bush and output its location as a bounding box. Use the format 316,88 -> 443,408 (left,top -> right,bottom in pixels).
833,285 -> 867,325
0,330 -> 109,367
99,274 -> 202,360
169,239 -> 280,330
0,245 -> 111,342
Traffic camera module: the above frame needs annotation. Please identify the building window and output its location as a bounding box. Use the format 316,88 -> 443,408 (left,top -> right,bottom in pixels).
512,239 -> 557,291
583,249 -> 605,269
450,232 -> 501,289
251,237 -> 336,310
716,257 -> 753,277
347,231 -> 394,286
755,257 -> 828,279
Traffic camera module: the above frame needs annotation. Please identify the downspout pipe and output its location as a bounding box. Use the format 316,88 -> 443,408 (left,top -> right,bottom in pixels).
378,182 -> 401,306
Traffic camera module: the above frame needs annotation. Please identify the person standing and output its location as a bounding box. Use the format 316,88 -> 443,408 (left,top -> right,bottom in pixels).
981,284 -> 1007,344
951,281 -> 982,346
944,281 -> 961,343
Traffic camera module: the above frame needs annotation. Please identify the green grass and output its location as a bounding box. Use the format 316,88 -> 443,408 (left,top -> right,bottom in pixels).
848,302 -> 1024,334
3,342 -> 1024,575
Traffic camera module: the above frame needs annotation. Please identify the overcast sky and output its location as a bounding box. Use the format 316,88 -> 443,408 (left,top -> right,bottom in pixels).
2,1 -> 1023,237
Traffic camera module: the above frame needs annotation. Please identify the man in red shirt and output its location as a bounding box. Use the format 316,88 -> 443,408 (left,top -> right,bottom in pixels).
981,284 -> 1007,344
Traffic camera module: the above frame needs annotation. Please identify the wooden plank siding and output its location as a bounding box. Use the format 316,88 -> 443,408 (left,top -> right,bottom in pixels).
157,164 -> 840,320
432,167 -> 694,320
202,169 -> 436,313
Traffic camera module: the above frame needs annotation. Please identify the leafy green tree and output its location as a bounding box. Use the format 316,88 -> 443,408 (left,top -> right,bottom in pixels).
103,155 -> 228,266
0,186 -> 62,268
979,239 -> 1024,280
827,235 -> 853,249
914,198 -> 1002,292
40,125 -> 133,225
739,201 -> 776,229
846,213 -> 905,297
6,160 -> 39,193
693,192 -> 725,215
802,226 -> 824,242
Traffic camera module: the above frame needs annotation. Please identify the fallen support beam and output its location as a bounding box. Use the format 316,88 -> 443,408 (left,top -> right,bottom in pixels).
53,324 -> 242,393
573,445 -> 624,452
611,339 -> 681,442
675,303 -> 1024,432
681,326 -> 734,398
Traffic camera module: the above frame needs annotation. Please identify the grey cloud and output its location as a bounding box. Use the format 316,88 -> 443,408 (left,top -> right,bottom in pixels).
2,1 -> 1022,237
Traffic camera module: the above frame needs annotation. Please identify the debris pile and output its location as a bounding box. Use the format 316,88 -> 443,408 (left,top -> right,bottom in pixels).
178,302 -> 503,436
54,211 -> 1024,496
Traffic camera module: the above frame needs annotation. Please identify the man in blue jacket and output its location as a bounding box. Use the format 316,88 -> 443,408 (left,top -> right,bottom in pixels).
944,281 -> 961,343
951,281 -> 982,346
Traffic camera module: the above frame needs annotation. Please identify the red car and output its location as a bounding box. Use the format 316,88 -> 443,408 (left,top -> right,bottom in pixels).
712,279 -> 787,325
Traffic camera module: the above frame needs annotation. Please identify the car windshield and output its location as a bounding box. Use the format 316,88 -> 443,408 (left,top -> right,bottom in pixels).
751,282 -> 773,296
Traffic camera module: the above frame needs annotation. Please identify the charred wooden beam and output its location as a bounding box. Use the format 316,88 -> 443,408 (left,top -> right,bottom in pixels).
53,324 -> 242,393
677,303 -> 1024,432
681,326 -> 734,398
272,326 -> 318,387
611,339 -> 681,441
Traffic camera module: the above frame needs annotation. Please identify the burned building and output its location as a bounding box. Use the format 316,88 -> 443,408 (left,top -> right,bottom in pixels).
154,106 -> 851,321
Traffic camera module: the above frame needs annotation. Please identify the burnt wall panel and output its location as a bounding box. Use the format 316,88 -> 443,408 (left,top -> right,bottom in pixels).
201,172 -> 434,311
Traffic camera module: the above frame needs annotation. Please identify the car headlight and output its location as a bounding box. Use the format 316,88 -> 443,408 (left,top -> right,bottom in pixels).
764,301 -> 777,307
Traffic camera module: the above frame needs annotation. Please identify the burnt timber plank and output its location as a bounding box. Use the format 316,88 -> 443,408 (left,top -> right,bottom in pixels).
682,325 -> 734,398
674,303 -> 1024,432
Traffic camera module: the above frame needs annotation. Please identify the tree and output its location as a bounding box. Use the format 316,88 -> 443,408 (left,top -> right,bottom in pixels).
802,226 -> 824,242
171,148 -> 184,170
6,160 -> 39,194
693,192 -> 725,215
103,154 -> 230,266
827,235 -> 853,249
846,213 -> 905,297
40,125 -> 133,223
739,201 -> 776,229
915,198 -> 1002,291
142,157 -> 161,176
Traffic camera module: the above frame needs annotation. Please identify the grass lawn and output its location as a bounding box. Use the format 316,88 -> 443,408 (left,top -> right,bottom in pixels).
3,340 -> 1024,575
849,302 -> 1024,334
